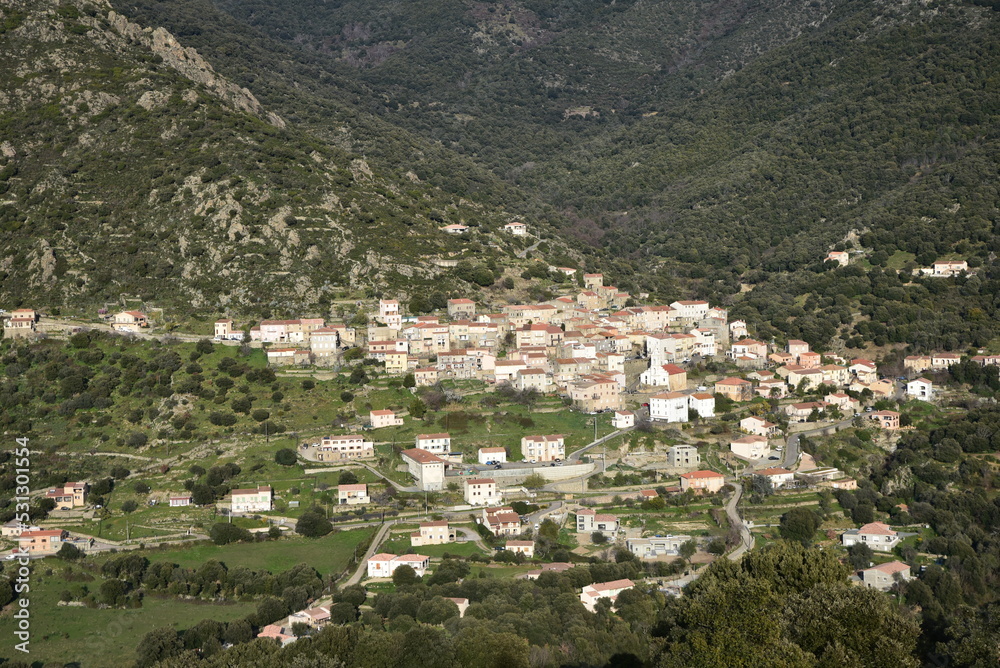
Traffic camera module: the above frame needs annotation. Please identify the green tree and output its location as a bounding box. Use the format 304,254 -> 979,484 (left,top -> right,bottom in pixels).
209,523 -> 252,545
135,628 -> 183,668
417,597 -> 460,624
785,583 -> 920,667
56,542 -> 83,560
847,542 -> 874,570
392,564 -> 419,587
338,470 -> 358,485
522,473 -> 546,489
779,507 -> 821,545
274,448 -> 298,466
679,539 -> 697,562
296,509 -> 333,538
402,373 -> 416,388
409,398 -> 427,419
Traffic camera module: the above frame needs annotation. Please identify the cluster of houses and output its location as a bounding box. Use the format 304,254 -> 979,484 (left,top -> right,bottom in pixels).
243,280 -> 735,414
393,433 -> 566,491
1,308 -> 152,339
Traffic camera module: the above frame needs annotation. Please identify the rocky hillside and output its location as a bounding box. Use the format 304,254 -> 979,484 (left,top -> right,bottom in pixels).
0,0 -> 541,315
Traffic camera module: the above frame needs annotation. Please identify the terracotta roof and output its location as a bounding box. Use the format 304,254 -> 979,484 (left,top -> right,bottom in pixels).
858,522 -> 896,536
758,467 -> 793,476
338,484 -> 367,492
869,561 -> 909,575
505,540 -> 534,547
401,448 -> 447,464
420,521 -> 449,527
716,377 -> 751,386
651,391 -> 686,400
586,578 -> 635,593
466,478 -> 496,485
416,433 -> 451,440
19,529 -> 66,538
681,470 -> 724,479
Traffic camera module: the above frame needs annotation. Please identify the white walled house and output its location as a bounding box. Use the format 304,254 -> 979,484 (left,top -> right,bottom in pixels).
580,579 -> 635,612
415,433 -> 452,454
230,486 -> 272,513
504,540 -> 535,558
757,467 -> 795,489
401,448 -> 447,491
730,435 -> 769,460
337,484 -> 369,505
906,378 -> 934,401
842,522 -> 901,552
687,393 -> 715,418
627,536 -> 691,560
478,447 -> 507,465
613,410 -> 636,429
366,553 -> 430,578
464,478 -> 500,506
576,508 -> 619,535
370,409 -> 405,428
649,391 -> 688,423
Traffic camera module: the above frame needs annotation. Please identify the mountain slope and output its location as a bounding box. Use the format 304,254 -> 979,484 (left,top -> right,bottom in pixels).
0,0 -> 537,315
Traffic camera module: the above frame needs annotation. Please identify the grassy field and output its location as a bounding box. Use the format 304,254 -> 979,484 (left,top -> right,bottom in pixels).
133,527 -> 376,575
0,567 -> 255,667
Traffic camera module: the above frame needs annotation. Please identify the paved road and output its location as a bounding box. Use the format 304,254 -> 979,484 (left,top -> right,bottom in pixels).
725,482 -> 754,561
515,239 -> 542,259
341,521 -> 393,587
783,418 -> 855,469
568,426 -> 634,462
455,526 -> 490,552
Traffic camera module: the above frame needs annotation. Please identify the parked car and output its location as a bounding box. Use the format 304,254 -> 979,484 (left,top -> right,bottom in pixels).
494,464 -> 502,470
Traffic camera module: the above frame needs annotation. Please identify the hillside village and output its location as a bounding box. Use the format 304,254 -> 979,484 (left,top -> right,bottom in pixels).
4,254 -> 997,665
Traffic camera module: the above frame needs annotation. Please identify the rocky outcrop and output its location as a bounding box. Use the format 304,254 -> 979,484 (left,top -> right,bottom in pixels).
106,11 -> 285,128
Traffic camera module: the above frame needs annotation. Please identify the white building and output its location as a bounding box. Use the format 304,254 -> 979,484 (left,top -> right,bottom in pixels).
464,478 -> 500,506
649,391 -> 688,423
337,484 -> 369,505
521,435 -> 565,462
687,393 -> 715,418
504,540 -> 534,557
730,435 -> 769,460
366,553 -> 430,578
231,486 -> 272,513
841,522 -> 901,552
576,508 -> 619,535
415,433 -> 452,454
169,494 -> 192,507
580,579 -> 634,612
626,536 -> 691,560
906,377 -> 934,401
401,448 -> 447,491
612,410 -> 635,429
378,299 -> 402,329
316,435 -> 375,460
370,409 -> 404,429
757,467 -> 795,489
504,221 -> 528,236
478,447 -> 507,465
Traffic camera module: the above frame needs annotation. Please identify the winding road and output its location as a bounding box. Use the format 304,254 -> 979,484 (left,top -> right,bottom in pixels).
724,482 -> 754,561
